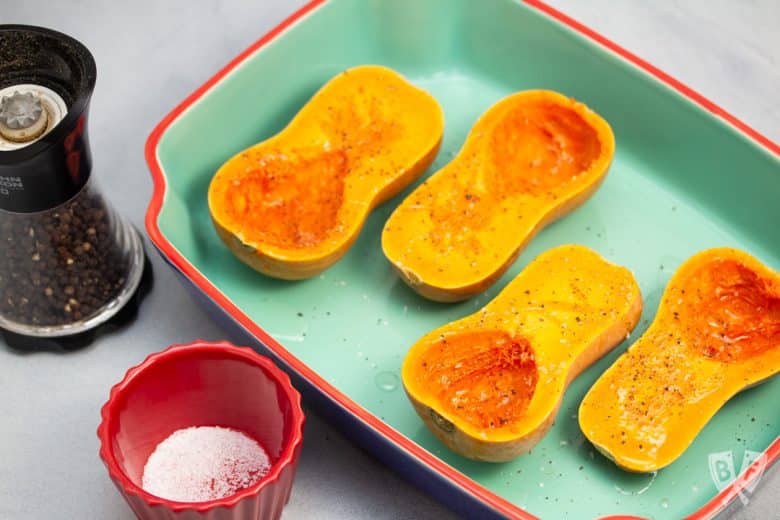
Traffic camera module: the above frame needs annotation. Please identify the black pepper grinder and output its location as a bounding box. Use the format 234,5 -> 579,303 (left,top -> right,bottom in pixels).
0,25 -> 149,349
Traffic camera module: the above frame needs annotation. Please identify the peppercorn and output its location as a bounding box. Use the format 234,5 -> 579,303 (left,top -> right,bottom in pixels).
0,186 -> 130,327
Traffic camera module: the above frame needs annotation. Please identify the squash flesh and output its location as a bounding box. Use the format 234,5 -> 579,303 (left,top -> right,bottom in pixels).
407,330 -> 539,432
402,245 -> 642,461
218,148 -> 349,249
679,259 -> 779,361
382,90 -> 614,301
488,103 -> 601,196
579,248 -> 780,473
208,65 -> 444,279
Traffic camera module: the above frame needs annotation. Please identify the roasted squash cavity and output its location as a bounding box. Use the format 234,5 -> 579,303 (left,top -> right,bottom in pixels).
402,245 -> 642,462
208,65 -> 444,279
382,90 -> 614,302
579,248 -> 780,473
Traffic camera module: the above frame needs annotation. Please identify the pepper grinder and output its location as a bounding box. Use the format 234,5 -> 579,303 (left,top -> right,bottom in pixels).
0,25 -> 149,349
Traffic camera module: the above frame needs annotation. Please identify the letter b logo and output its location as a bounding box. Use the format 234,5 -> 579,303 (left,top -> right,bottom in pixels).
709,451 -> 736,490
715,458 -> 732,482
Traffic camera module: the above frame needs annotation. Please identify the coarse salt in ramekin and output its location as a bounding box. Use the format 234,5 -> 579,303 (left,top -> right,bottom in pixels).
97,340 -> 304,520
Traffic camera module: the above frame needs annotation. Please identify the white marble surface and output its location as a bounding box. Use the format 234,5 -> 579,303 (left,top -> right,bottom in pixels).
0,1 -> 777,519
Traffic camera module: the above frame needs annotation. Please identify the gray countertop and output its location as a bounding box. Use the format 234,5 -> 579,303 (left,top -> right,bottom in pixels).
1,1 -> 777,519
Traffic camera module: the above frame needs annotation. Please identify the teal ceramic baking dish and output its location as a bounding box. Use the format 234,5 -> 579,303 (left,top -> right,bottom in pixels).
144,0 -> 780,518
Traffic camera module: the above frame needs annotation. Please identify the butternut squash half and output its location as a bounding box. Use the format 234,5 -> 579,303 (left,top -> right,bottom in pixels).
382,90 -> 614,302
580,248 -> 780,472
208,65 -> 443,279
402,245 -> 642,462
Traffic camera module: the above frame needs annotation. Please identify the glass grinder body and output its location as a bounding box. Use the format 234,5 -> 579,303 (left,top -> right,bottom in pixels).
0,25 -> 149,349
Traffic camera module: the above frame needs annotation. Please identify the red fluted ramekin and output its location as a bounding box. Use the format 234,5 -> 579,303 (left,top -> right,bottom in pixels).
97,340 -> 305,520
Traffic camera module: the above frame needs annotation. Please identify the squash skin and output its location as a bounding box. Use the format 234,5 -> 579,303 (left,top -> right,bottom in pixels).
402,245 -> 642,462
382,90 -> 615,302
579,248 -> 780,473
208,65 -> 444,280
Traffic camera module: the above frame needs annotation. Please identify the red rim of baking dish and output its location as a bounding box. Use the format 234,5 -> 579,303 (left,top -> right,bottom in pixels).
96,340 -> 305,513
143,1 -> 780,519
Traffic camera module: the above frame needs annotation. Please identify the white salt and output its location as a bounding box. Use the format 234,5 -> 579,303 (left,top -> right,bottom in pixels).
141,426 -> 271,502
